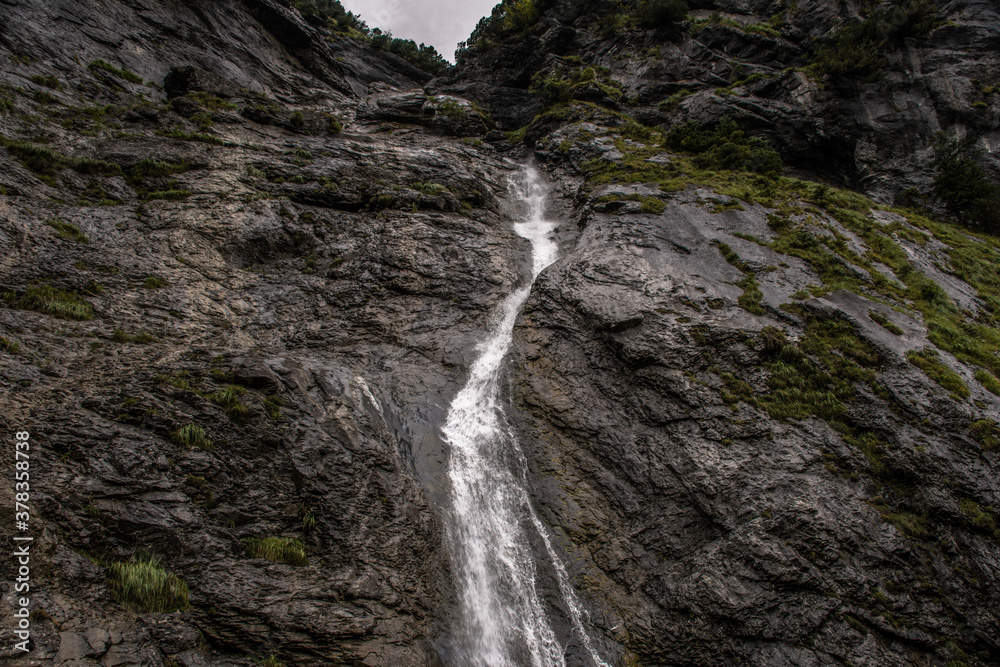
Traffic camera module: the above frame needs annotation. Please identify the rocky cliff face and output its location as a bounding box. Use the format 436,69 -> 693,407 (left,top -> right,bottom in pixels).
1,0 -> 999,666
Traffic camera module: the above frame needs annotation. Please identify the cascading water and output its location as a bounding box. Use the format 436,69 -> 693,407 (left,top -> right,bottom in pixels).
441,166 -> 609,667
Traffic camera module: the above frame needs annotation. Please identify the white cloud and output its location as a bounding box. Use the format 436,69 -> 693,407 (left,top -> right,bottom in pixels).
338,0 -> 500,62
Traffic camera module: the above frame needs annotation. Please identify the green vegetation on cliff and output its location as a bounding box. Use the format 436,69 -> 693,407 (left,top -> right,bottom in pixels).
290,0 -> 449,72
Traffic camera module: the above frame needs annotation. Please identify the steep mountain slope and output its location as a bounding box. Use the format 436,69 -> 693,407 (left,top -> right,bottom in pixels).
441,0 -> 1000,664
0,1 -> 515,664
0,0 -> 999,666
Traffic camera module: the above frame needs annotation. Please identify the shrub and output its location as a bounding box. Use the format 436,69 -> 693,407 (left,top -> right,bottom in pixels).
932,135 -> 1000,232
3,285 -> 93,320
245,537 -> 308,565
369,29 -> 450,74
108,554 -> 190,612
637,0 -> 689,28
809,19 -> 886,81
665,116 -> 782,175
809,2 -> 938,82
144,276 -> 167,289
502,0 -> 539,32
170,423 -> 213,451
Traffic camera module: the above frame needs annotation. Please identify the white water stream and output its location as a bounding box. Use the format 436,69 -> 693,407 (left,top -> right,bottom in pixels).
441,167 -> 609,667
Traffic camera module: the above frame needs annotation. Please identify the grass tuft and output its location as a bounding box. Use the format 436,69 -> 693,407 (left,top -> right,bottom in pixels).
170,423 -> 213,451
3,285 -> 93,320
970,419 -> 999,451
210,385 -> 249,421
245,537 -> 308,566
88,59 -> 144,84
108,554 -> 190,612
906,348 -> 970,401
45,218 -> 89,243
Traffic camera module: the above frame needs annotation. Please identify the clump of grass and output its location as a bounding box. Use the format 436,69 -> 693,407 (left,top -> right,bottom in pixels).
210,369 -> 234,383
970,419 -> 999,451
263,395 -> 283,421
299,504 -> 316,535
716,242 -> 765,315
959,499 -> 998,533
108,554 -> 190,612
974,370 -> 1000,397
659,88 -> 693,112
261,656 -> 285,667
844,432 -> 892,479
127,158 -> 187,186
3,285 -> 93,320
132,332 -> 155,344
640,197 -> 665,214
29,74 -> 62,89
718,312 -> 881,426
0,336 -> 21,354
170,423 -> 213,451
869,309 -> 903,335
74,157 -> 123,176
0,138 -> 121,179
88,59 -> 144,84
156,372 -> 198,392
187,92 -> 238,110
906,348 -> 970,401
45,218 -> 89,243
883,512 -> 927,538
144,276 -> 167,289
33,89 -> 60,104
244,537 -> 308,566
145,189 -> 192,201
1,139 -> 68,179
210,385 -> 248,421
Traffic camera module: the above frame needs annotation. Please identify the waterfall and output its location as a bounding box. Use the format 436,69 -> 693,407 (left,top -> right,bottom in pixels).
442,166 -> 608,667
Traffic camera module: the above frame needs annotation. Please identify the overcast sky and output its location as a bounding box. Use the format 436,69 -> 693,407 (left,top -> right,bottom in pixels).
339,0 -> 500,62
